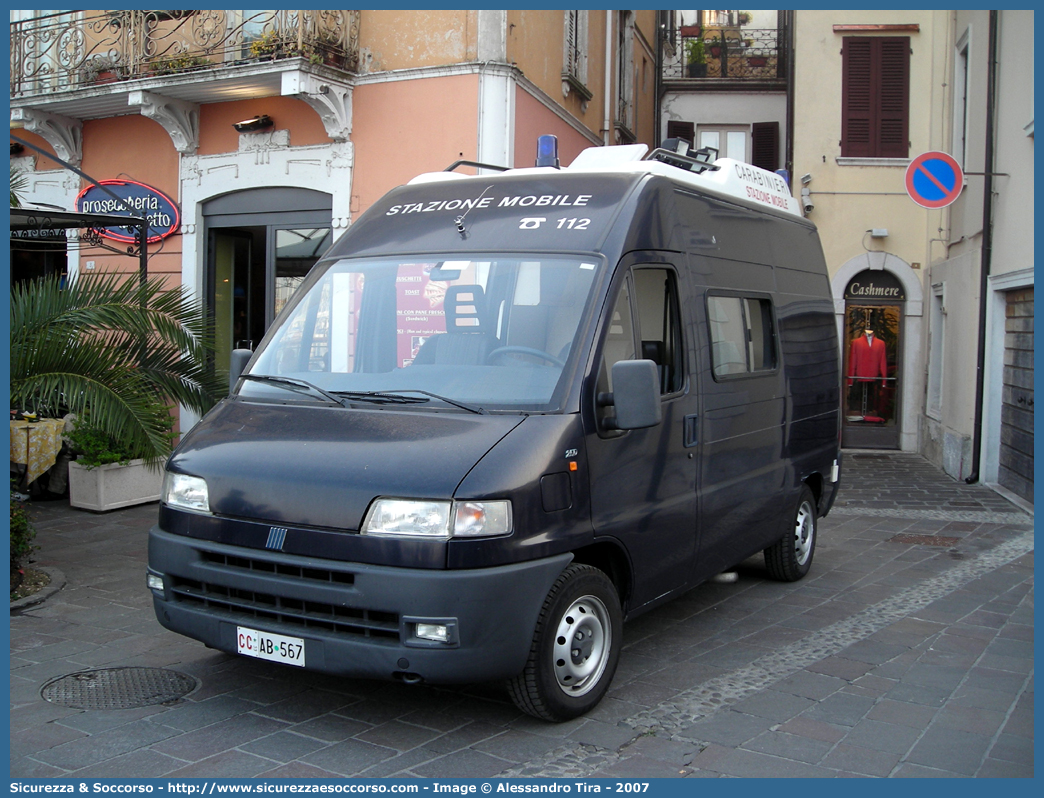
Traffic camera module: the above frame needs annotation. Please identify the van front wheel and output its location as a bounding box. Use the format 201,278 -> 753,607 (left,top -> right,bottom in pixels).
764,485 -> 817,581
507,564 -> 622,722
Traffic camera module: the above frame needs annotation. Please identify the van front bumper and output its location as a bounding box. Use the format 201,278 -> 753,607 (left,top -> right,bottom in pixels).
148,526 -> 571,684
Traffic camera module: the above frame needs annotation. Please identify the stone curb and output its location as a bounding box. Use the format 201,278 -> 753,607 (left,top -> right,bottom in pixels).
10,565 -> 66,613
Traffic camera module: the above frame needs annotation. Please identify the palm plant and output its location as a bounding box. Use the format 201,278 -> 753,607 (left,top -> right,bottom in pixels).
10,164 -> 28,207
11,272 -> 227,466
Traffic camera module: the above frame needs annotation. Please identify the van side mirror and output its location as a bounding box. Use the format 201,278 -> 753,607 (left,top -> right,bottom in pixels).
229,349 -> 253,394
608,360 -> 662,430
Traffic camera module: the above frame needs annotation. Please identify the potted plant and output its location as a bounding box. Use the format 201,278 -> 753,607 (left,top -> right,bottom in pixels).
748,54 -> 768,68
685,38 -> 707,78
10,271 -> 226,509
708,36 -> 724,58
249,30 -> 285,60
303,29 -> 344,67
79,55 -> 125,85
737,11 -> 752,26
149,53 -> 212,76
66,409 -> 174,511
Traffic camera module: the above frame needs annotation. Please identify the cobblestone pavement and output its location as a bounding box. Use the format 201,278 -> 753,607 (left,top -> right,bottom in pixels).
11,452 -> 1033,778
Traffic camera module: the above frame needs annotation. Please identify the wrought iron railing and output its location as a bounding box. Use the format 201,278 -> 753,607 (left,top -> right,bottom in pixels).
665,28 -> 784,81
11,10 -> 360,96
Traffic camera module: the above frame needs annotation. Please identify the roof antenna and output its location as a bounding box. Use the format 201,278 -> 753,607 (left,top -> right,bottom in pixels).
454,184 -> 493,238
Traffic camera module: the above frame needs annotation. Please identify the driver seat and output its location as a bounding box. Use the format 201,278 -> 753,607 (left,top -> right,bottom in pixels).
412,285 -> 493,366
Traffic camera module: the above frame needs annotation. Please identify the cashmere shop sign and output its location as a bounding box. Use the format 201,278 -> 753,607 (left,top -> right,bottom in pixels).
844,272 -> 904,301
75,179 -> 181,244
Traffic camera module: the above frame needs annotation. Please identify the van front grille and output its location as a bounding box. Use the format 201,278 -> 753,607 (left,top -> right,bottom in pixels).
169,577 -> 399,640
200,551 -> 355,586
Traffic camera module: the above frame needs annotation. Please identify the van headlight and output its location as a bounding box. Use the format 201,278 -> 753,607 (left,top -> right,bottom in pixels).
163,472 -> 211,514
362,499 -> 512,539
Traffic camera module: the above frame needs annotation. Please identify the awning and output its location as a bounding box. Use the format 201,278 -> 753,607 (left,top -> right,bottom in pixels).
10,207 -> 147,236
10,206 -> 150,279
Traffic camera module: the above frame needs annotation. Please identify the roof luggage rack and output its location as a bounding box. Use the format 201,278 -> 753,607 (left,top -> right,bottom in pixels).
646,139 -> 719,175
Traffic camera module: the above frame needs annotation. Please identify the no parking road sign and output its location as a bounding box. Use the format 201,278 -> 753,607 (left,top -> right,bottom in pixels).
905,151 -> 964,209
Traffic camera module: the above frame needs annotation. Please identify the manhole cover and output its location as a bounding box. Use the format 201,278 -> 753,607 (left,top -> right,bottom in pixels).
41,667 -> 198,709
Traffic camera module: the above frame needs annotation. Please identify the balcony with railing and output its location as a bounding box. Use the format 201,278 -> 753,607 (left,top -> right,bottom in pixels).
10,10 -> 360,100
663,26 -> 787,85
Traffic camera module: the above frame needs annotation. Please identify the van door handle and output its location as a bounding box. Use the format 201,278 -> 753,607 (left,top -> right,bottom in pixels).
684,414 -> 698,448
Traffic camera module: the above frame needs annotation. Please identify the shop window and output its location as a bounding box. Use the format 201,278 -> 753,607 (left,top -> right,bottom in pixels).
707,295 -> 777,378
841,36 -> 910,158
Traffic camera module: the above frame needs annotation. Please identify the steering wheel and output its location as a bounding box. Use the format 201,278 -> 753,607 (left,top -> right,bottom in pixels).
486,346 -> 565,367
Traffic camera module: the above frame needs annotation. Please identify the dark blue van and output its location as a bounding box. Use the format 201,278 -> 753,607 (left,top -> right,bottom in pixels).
148,141 -> 842,721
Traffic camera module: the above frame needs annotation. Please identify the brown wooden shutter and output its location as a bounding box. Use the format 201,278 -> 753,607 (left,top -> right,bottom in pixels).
751,121 -> 779,170
877,37 -> 910,157
666,120 -> 695,146
842,37 -> 909,157
841,38 -> 874,156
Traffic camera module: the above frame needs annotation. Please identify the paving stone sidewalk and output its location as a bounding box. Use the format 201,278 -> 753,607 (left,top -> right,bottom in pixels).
11,452 -> 1033,778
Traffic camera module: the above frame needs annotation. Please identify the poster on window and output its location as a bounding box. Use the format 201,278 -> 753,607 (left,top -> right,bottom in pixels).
843,304 -> 900,427
395,263 -> 477,367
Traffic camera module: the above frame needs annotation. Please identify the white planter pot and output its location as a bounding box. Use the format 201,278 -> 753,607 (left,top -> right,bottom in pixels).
68,459 -> 163,512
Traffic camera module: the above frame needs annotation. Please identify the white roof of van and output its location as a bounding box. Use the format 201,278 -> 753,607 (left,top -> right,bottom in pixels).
408,144 -> 803,218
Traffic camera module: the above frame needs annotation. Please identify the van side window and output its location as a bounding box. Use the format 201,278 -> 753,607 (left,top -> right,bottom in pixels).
598,281 -> 636,394
707,295 -> 777,378
633,268 -> 684,394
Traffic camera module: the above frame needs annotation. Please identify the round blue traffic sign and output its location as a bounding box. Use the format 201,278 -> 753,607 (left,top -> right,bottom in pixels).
905,151 -> 964,209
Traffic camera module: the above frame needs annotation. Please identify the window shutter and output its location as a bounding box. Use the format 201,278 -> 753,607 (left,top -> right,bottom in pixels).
841,38 -> 874,157
564,11 -> 578,77
666,120 -> 695,146
877,38 -> 910,158
842,37 -> 909,158
751,121 -> 779,171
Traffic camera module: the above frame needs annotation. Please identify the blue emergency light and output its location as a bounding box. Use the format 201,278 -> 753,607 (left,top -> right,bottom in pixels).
536,135 -> 560,168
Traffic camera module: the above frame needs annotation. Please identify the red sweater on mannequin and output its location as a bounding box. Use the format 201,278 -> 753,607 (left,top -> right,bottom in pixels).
848,333 -> 887,386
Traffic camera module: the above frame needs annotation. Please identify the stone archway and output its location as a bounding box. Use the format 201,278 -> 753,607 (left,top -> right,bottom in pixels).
832,252 -> 923,453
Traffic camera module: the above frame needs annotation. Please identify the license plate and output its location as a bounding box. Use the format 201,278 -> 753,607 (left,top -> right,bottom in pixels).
236,626 -> 306,667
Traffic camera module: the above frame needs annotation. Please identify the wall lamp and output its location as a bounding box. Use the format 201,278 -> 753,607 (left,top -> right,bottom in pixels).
233,115 -> 273,133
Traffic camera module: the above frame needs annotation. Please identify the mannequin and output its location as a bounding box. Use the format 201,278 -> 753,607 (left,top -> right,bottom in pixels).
848,327 -> 888,420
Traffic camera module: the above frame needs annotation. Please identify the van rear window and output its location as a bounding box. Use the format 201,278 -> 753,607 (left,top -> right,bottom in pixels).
707,295 -> 778,378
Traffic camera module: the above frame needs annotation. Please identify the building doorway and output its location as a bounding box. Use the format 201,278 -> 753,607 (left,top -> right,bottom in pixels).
842,270 -> 904,449
202,187 -> 332,371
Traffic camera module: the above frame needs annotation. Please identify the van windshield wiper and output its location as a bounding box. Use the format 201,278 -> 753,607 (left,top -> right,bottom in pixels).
333,389 -> 486,415
239,374 -> 345,406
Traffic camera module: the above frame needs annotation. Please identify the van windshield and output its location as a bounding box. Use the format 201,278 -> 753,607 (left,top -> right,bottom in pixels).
241,256 -> 602,412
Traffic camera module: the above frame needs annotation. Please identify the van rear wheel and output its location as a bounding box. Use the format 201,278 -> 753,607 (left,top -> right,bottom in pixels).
507,564 -> 622,722
764,485 -> 817,581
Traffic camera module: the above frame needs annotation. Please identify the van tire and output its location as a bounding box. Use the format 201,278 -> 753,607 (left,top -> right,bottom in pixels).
764,485 -> 817,582
506,564 -> 622,722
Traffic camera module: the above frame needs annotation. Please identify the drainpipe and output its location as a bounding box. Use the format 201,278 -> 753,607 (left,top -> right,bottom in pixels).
604,11 -> 613,146
784,10 -> 795,177
964,9 -> 998,484
654,13 -> 663,147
